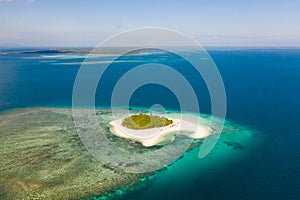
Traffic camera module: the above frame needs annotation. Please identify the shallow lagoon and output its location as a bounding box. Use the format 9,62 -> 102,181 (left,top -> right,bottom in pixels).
0,107 -> 262,199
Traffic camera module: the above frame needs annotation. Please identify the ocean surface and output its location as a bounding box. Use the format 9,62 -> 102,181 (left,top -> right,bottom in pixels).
0,48 -> 299,199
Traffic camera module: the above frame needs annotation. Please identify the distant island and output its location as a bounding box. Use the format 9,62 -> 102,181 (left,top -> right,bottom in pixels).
0,47 -> 157,55
110,113 -> 211,147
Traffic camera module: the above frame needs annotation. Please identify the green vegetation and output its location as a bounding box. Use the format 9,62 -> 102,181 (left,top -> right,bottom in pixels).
122,114 -> 173,129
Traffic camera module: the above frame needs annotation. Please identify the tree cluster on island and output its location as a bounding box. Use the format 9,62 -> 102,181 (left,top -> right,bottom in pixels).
122,114 -> 173,129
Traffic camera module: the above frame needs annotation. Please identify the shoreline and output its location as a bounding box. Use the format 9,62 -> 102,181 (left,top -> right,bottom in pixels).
109,115 -> 211,147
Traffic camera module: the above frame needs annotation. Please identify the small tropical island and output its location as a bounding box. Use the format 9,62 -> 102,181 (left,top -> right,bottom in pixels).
109,113 -> 211,147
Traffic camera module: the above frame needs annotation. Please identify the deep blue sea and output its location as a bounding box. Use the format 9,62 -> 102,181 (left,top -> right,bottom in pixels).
0,48 -> 299,199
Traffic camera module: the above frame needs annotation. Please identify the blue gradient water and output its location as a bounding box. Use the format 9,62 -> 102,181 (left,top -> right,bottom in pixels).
0,48 -> 299,199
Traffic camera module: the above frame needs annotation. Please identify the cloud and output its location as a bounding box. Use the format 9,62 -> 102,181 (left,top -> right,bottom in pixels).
0,0 -> 14,3
0,0 -> 36,3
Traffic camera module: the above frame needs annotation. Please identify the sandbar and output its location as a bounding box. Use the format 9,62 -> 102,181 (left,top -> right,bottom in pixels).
109,114 -> 211,147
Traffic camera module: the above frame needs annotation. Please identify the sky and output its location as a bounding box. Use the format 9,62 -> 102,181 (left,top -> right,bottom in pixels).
1,0 -> 300,47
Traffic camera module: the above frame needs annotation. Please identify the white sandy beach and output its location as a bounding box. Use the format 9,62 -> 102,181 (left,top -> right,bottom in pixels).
109,114 -> 210,147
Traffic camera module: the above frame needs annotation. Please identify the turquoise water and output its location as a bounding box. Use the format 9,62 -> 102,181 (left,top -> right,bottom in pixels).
98,119 -> 263,200
0,48 -> 300,199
